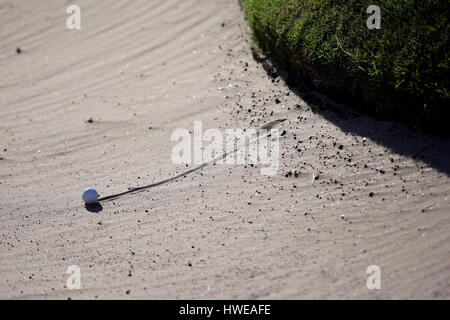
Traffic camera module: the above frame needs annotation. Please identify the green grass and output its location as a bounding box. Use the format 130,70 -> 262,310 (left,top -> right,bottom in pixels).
239,0 -> 449,134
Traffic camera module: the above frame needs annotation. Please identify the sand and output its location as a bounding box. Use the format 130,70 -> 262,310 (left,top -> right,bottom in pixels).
0,0 -> 449,299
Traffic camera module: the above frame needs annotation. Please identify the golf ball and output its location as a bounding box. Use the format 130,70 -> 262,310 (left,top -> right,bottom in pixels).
82,188 -> 98,204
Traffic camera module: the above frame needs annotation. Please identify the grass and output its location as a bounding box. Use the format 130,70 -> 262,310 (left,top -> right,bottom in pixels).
239,0 -> 449,134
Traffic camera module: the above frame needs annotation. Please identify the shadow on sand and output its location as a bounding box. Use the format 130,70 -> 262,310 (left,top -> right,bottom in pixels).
268,58 -> 450,176
85,203 -> 103,213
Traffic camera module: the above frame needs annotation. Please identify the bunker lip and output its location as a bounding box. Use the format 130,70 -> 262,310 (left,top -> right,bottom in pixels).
240,0 -> 450,136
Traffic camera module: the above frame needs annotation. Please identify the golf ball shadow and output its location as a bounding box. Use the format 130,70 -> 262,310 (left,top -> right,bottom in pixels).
85,202 -> 103,213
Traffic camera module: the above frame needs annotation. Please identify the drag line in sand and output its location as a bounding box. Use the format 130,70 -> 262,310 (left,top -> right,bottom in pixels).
97,119 -> 286,202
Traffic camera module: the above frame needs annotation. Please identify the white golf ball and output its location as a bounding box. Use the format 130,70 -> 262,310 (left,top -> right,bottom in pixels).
82,188 -> 99,204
